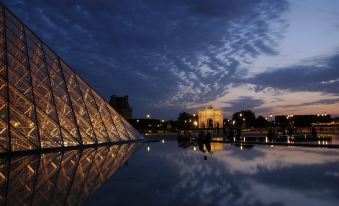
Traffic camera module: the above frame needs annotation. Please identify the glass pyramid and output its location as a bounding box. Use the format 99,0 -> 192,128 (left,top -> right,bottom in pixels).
0,4 -> 143,153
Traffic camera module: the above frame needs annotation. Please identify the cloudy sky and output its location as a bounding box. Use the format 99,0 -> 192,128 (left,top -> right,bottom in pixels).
4,0 -> 339,119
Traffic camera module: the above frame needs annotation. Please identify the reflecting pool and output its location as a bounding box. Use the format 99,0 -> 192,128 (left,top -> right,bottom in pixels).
1,137 -> 339,206
86,137 -> 339,206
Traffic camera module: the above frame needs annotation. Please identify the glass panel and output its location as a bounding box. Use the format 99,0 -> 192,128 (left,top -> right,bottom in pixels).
46,55 -> 80,146
7,52 -> 32,101
0,9 -> 5,78
61,61 -> 96,145
92,92 -> 120,142
0,76 -> 8,152
121,117 -> 141,140
77,77 -> 109,143
9,85 -> 39,151
36,108 -> 62,148
28,38 -> 58,122
106,103 -> 129,141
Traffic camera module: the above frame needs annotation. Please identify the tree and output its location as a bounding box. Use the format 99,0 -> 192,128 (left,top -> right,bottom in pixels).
232,110 -> 256,129
254,116 -> 268,128
177,112 -> 197,130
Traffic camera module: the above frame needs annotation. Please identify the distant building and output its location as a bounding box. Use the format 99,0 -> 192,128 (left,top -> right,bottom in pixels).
129,118 -> 163,133
198,106 -> 223,128
311,122 -> 339,134
275,114 -> 331,127
109,95 -> 132,119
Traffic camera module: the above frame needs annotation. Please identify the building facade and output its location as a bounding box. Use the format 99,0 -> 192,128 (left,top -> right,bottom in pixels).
198,106 -> 223,129
109,95 -> 133,119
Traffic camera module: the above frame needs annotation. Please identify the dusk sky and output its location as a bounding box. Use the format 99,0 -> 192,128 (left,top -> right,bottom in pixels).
4,0 -> 339,119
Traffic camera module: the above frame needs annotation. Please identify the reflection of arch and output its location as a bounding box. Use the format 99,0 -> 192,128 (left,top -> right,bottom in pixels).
208,119 -> 213,128
216,123 -> 219,128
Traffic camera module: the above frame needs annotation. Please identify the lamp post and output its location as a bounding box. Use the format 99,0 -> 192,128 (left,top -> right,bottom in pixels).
239,113 -> 243,129
269,113 -> 273,127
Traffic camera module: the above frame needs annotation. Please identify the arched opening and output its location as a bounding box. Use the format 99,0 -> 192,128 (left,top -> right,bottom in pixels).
208,119 -> 213,128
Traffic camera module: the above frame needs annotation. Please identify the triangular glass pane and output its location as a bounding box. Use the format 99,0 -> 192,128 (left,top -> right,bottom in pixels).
44,54 -> 80,145
0,8 -> 5,78
28,39 -> 58,122
0,76 -> 8,152
76,76 -> 109,143
121,117 -> 141,140
36,108 -> 62,148
92,92 -> 120,142
60,128 -> 79,147
106,104 -> 130,141
8,85 -> 39,151
61,61 -> 97,144
7,52 -> 32,101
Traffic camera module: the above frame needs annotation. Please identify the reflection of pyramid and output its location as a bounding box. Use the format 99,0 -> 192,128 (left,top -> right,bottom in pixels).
0,143 -> 138,205
0,4 -> 142,153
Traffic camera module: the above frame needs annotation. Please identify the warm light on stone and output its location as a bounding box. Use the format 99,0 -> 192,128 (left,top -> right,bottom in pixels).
198,105 -> 223,129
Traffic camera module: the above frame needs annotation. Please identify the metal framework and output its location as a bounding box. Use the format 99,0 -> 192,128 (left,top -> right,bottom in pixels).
0,4 -> 143,153
0,143 -> 138,205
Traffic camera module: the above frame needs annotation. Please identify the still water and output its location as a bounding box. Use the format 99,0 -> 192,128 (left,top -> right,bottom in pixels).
1,137 -> 339,206
85,137 -> 339,206
0,144 -> 137,206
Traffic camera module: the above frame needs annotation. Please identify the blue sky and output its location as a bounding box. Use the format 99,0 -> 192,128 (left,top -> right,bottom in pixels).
4,0 -> 339,119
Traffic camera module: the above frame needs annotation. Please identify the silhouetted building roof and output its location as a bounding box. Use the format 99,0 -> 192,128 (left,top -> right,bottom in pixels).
275,114 -> 331,127
109,95 -> 133,119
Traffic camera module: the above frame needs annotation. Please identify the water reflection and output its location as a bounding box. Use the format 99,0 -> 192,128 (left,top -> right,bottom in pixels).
0,143 -> 138,206
85,139 -> 339,206
177,137 -> 255,155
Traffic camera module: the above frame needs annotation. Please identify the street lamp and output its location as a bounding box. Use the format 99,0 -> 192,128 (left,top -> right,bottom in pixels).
146,114 -> 150,119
